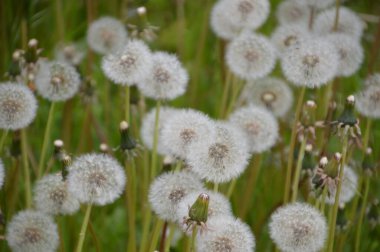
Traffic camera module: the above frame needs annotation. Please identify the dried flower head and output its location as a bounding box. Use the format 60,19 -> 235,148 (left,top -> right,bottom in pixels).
67,153 -> 126,206
269,203 -> 327,252
238,77 -> 294,117
0,83 -> 37,130
35,61 -> 81,101
356,73 -> 380,119
226,31 -> 276,80
325,166 -> 358,205
197,216 -> 255,252
276,0 -> 309,25
138,52 -> 188,100
210,0 -> 240,40
87,16 -> 127,54
281,38 -> 339,88
271,23 -> 309,55
187,122 -> 250,183
148,171 -> 205,222
0,158 -> 4,189
102,39 -> 152,85
33,173 -> 80,215
54,42 -> 85,66
6,210 -> 59,252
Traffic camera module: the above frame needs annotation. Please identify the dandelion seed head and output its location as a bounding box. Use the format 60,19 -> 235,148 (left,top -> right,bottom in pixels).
102,40 -> 152,85
0,83 -> 37,130
55,43 -> 85,66
325,166 -> 358,205
269,202 -> 327,252
271,23 -> 310,56
149,171 -> 205,222
6,210 -> 59,252
276,0 -> 309,25
356,73 -> 380,118
67,153 -> 126,206
294,0 -> 334,10
226,31 -> 276,80
210,0 -> 241,40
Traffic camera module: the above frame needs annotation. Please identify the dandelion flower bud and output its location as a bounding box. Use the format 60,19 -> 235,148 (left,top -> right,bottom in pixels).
314,7 -> 365,39
67,153 -> 126,206
87,16 -> 127,54
356,73 -> 380,118
269,203 -> 327,252
28,38 -> 38,48
137,6 -> 147,15
55,43 -> 85,66
0,83 -> 37,130
325,166 -> 358,205
319,156 -> 328,167
6,210 -> 59,252
238,77 -> 293,118
102,40 -> 152,85
229,105 -> 279,153
138,52 -> 188,100
226,31 -> 276,80
281,38 -> 339,88
271,23 -> 309,56
187,122 -> 250,183
197,216 -> 255,252
35,61 -> 81,102
148,171 -> 205,222
99,143 -> 109,153
33,173 -> 80,215
0,159 -> 4,189
161,109 -> 216,159
276,0 -> 309,25
210,0 -> 240,40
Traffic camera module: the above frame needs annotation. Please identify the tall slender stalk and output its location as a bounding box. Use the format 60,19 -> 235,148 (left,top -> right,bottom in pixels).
125,86 -> 130,123
333,0 -> 341,31
150,100 -> 161,180
125,159 -> 136,252
21,129 -> 31,208
75,204 -> 93,252
164,224 -> 176,252
226,178 -> 237,198
213,183 -> 219,192
218,70 -> 232,117
0,130 -> 8,154
190,226 -> 197,252
147,219 -> 164,252
291,137 -> 307,202
354,176 -> 370,252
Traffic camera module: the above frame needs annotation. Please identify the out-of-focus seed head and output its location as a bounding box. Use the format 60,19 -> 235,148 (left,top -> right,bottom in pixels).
55,43 -> 85,66
294,0 -> 334,10
271,23 -> 310,56
325,166 -> 358,205
0,83 -> 38,130
210,0 -> 241,40
276,0 -> 309,25
137,6 -> 147,15
356,73 -> 380,118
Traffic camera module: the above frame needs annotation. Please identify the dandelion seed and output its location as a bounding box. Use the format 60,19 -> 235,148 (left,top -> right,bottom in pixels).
0,83 -> 37,130
0,158 -> 4,189
148,171 -> 205,222
6,210 -> 59,252
276,0 -> 309,25
356,73 -> 380,119
87,16 -> 127,54
226,31 -> 276,80
55,43 -> 85,66
197,216 -> 255,252
269,203 -> 327,252
271,23 -> 309,56
102,39 -> 153,85
325,166 -> 358,205
210,0 -> 241,40
35,61 -> 81,102
67,153 -> 126,206
229,105 -> 279,153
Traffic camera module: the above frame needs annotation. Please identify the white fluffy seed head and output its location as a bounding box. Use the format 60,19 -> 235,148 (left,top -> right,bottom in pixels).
210,0 -> 241,40
226,31 -> 276,80
197,216 -> 255,252
87,16 -> 127,54
148,171 -> 205,222
325,166 -> 358,205
0,158 -> 4,189
102,40 -> 153,86
313,7 -> 365,39
269,203 -> 327,252
187,122 -> 250,183
238,77 -> 294,117
33,173 -> 80,216
138,52 -> 188,100
54,43 -> 85,66
0,83 -> 37,130
6,210 -> 59,252
35,61 -> 81,101
294,0 -> 334,10
271,23 -> 310,56
141,106 -> 179,155
356,73 -> 380,118
229,105 -> 279,153
67,153 -> 126,206
161,109 -> 216,159
276,0 -> 309,25
281,37 -> 339,88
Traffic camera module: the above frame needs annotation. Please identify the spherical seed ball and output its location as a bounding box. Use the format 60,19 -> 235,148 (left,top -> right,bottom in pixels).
187,122 -> 250,183
294,0 -> 334,10
210,0 -> 241,40
0,158 -> 4,189
238,77 -> 294,117
161,109 -> 216,160
102,40 -> 153,85
54,42 -> 85,66
197,216 -> 255,252
226,31 -> 276,80
325,166 -> 358,205
148,171 -> 205,222
87,16 -> 127,54
138,52 -> 188,100
229,105 -> 279,153
6,210 -> 59,252
276,0 -> 309,25
35,60 -> 81,102
33,173 -> 80,215
0,83 -> 37,130
141,106 -> 179,155
356,73 -> 380,118
271,23 -> 310,56
67,153 -> 126,206
269,203 -> 327,252
313,7 -> 365,39
325,34 -> 363,77
281,37 -> 339,88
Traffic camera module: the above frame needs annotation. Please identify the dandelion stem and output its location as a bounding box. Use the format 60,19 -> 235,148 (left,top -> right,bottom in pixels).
283,86 -> 306,203
320,185 -> 328,214
213,182 -> 219,192
218,69 -> 232,117
333,0 -> 341,31
226,178 -> 237,198
190,226 -> 197,252
125,86 -> 130,123
291,137 -> 307,202
164,224 -> 176,252
125,159 -> 136,252
139,210 -> 152,252
147,218 -> 164,252
75,204 -> 93,252
354,176 -> 370,252
225,76 -> 243,117
37,102 -> 56,178
0,130 -> 8,154
21,129 -> 32,208
159,221 -> 168,252
362,118 -> 372,151
55,0 -> 65,40
150,100 -> 161,180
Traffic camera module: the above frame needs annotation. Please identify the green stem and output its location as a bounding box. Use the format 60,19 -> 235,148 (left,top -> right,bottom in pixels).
190,226 -> 197,252
213,183 -> 219,192
125,86 -> 130,123
139,209 -> 152,252
0,130 -> 8,154
225,77 -> 243,117
354,176 -> 370,252
75,204 -> 93,252
218,70 -> 232,117
362,118 -> 372,151
291,137 -> 307,202
333,0 -> 341,31
150,100 -> 161,180
37,102 -> 56,178
164,224 -> 176,252
55,0 -> 65,40
320,185 -> 328,214
283,86 -> 306,203
147,219 -> 164,252
21,129 -> 31,208
226,178 -> 237,198
125,159 -> 136,252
